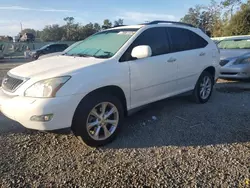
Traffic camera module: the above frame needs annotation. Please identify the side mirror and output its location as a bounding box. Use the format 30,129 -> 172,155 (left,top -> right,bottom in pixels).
131,45 -> 152,59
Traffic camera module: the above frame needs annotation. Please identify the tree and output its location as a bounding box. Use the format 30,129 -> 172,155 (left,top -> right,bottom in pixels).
93,23 -> 101,31
181,0 -> 222,37
20,28 -> 37,36
221,0 -> 242,18
102,19 -> 112,29
180,5 -> 202,27
63,17 -> 79,40
223,2 -> 250,35
114,19 -> 124,26
63,17 -> 74,25
40,24 -> 64,41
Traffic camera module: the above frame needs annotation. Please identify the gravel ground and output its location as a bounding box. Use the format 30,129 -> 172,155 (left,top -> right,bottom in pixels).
0,62 -> 249,187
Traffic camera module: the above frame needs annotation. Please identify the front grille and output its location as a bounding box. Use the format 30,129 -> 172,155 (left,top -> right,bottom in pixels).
220,59 -> 230,66
2,74 -> 24,92
221,72 -> 237,75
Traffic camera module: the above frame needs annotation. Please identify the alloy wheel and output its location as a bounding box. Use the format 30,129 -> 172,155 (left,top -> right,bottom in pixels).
86,102 -> 119,141
199,76 -> 212,100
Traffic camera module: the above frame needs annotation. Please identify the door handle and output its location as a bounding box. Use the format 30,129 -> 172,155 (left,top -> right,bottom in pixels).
199,52 -> 206,56
167,57 -> 176,63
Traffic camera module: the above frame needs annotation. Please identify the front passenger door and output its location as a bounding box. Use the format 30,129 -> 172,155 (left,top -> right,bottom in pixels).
120,27 -> 178,109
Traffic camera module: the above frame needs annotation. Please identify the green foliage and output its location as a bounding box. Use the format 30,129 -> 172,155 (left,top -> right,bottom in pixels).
35,18 -> 123,42
180,5 -> 203,27
40,24 -> 64,42
180,0 -> 250,37
20,28 -> 37,36
180,1 -> 221,36
39,18 -> 103,42
223,3 -> 250,35
114,19 -> 124,26
102,19 -> 112,29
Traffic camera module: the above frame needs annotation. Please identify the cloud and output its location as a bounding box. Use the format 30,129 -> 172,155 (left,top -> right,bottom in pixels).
0,6 -> 75,12
118,11 -> 177,23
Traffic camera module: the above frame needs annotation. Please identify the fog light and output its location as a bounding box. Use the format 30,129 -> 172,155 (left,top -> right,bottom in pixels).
30,114 -> 53,122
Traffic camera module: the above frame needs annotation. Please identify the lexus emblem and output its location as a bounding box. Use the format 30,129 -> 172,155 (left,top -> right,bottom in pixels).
2,77 -> 8,85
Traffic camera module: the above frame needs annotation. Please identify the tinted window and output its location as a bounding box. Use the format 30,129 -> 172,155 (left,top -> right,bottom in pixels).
189,31 -> 208,49
167,27 -> 208,53
120,27 -> 170,62
54,44 -> 67,51
47,45 -> 56,52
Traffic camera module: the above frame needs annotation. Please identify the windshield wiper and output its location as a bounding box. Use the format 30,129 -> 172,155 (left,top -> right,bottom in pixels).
75,53 -> 93,57
93,55 -> 111,59
66,53 -> 93,57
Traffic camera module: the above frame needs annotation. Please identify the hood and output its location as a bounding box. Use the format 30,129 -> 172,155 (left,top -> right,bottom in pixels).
31,49 -> 40,53
9,55 -> 104,78
220,49 -> 250,60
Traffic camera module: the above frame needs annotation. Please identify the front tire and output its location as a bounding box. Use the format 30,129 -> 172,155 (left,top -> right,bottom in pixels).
71,93 -> 124,147
192,71 -> 214,103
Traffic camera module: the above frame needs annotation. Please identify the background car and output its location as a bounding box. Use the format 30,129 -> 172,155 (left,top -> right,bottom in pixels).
38,41 -> 82,60
218,36 -> 250,80
0,51 -> 3,59
30,43 -> 69,59
0,43 -> 4,59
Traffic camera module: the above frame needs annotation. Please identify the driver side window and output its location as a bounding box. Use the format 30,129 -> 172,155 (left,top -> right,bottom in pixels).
119,27 -> 170,62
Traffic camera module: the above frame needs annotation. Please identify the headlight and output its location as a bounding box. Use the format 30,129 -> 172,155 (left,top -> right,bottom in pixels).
24,76 -> 71,98
240,57 -> 250,64
234,57 -> 250,65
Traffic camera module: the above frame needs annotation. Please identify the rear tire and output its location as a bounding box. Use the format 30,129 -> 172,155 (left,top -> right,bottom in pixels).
192,71 -> 214,103
71,93 -> 124,147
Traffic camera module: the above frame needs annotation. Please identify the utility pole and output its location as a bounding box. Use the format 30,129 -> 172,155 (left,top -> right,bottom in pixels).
20,23 -> 23,33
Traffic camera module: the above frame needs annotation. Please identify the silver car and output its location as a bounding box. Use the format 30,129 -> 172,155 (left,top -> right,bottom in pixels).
218,36 -> 250,79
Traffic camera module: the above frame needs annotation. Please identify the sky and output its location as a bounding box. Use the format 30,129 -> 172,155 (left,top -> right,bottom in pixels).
0,0 -> 226,36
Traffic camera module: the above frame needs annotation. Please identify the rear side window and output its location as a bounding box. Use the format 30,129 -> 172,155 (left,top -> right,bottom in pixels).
120,27 -> 170,62
167,27 -> 208,53
57,44 -> 68,51
189,31 -> 208,49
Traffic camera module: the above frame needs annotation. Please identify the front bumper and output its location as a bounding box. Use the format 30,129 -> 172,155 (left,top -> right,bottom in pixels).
0,88 -> 83,131
219,64 -> 250,79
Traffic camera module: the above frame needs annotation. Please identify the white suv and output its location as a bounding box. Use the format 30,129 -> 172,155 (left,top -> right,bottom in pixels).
0,21 -> 220,146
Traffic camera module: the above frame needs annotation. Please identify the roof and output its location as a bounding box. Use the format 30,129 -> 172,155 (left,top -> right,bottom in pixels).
106,20 -> 195,31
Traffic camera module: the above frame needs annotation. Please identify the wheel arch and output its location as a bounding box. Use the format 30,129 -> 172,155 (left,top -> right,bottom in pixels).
75,85 -> 128,117
202,66 -> 216,83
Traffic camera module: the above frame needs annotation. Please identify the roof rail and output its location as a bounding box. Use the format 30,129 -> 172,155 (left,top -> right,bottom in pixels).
143,20 -> 195,28
102,25 -> 127,30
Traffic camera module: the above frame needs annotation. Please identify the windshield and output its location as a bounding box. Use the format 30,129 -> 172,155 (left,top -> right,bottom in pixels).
65,29 -> 138,58
218,39 -> 250,49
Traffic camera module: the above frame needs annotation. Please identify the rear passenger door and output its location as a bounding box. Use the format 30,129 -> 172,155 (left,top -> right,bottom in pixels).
120,27 -> 178,109
167,27 -> 208,92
